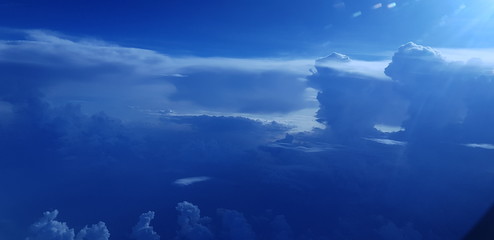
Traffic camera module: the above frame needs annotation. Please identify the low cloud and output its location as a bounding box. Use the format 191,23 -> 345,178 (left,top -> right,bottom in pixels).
176,201 -> 214,240
27,210 -> 109,240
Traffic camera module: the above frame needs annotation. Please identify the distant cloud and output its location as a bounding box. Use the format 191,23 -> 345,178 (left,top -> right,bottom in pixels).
385,42 -> 494,142
364,138 -> 407,146
217,209 -> 256,240
27,210 -> 75,240
173,176 -> 211,186
75,222 -> 110,240
28,210 -> 109,240
132,211 -> 160,240
0,30 -> 314,120
308,52 -> 407,141
176,201 -> 213,240
463,143 -> 494,150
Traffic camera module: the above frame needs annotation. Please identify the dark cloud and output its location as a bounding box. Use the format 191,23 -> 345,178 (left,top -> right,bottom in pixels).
176,201 -> 213,240
168,68 -> 310,113
217,209 -> 256,240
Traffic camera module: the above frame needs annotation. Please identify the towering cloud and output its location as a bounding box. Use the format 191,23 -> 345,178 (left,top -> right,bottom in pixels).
176,201 -> 213,240
27,210 -> 75,240
132,212 -> 160,240
307,53 -> 406,141
385,42 -> 494,142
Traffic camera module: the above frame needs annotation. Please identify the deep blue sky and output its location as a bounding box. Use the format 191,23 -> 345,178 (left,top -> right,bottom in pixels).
2,0 -> 492,57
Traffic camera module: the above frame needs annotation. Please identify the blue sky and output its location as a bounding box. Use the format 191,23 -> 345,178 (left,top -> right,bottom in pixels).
2,0 -> 494,57
2,0 -> 494,240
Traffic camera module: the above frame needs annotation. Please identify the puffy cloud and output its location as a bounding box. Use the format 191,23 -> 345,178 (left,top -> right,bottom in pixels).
176,201 -> 213,240
27,210 -> 75,240
385,42 -> 494,142
28,210 -> 109,240
132,211 -> 160,240
217,209 -> 256,240
75,222 -> 110,240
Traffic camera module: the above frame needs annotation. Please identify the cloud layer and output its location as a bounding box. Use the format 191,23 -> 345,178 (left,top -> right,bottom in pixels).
0,30 -> 314,121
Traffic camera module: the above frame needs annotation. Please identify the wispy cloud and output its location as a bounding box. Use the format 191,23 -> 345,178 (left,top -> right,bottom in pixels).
173,176 -> 211,186
463,143 -> 494,150
364,138 -> 407,146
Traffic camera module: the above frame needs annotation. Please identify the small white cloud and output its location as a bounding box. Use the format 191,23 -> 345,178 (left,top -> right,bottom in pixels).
352,11 -> 362,18
173,176 -> 211,186
364,138 -> 407,146
374,124 -> 404,133
387,2 -> 396,8
463,143 -> 494,150
265,142 -> 335,153
372,3 -> 383,9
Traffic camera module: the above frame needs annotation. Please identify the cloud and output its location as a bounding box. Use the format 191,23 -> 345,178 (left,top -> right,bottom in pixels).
307,52 -> 407,141
217,209 -> 256,240
28,210 -> 109,240
27,210 -> 75,240
132,211 -> 160,240
0,30 -> 314,121
75,222 -> 110,240
364,138 -> 407,146
463,143 -> 494,150
173,176 -> 211,186
385,42 -> 494,142
176,201 -> 213,240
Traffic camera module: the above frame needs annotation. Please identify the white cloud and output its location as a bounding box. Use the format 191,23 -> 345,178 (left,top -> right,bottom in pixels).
27,210 -> 110,240
374,124 -> 404,133
364,138 -> 407,146
75,222 -> 110,240
132,211 -> 160,240
27,210 -> 75,240
173,176 -> 211,186
315,53 -> 391,80
0,30 -> 315,126
463,143 -> 494,150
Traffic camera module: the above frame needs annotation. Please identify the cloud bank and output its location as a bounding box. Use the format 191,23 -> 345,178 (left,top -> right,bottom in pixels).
2,30 -> 494,240
0,30 -> 314,122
